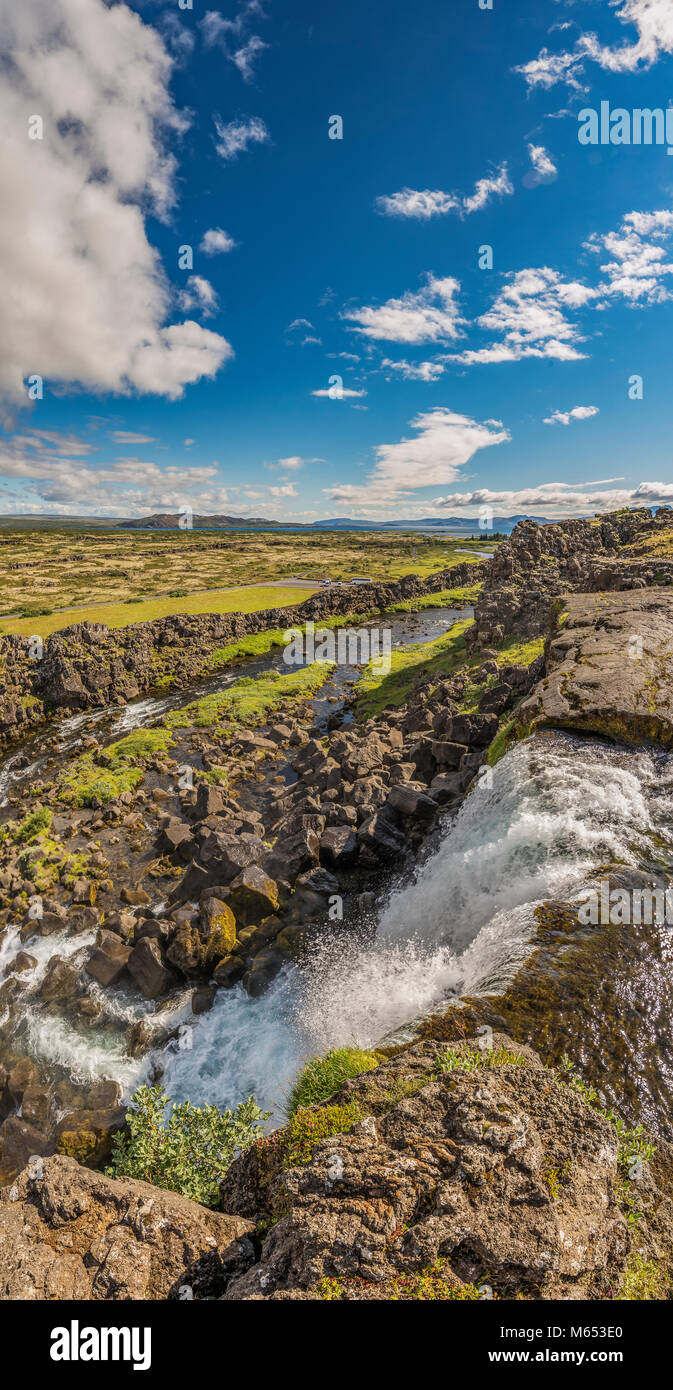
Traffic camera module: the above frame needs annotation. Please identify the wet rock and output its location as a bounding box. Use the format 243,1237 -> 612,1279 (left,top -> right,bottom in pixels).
212,953 -> 246,988
71,878 -> 95,906
39,956 -> 80,1004
166,926 -> 205,978
128,937 -> 174,1001
156,819 -> 194,860
20,1085 -> 54,1133
242,947 -> 284,998
192,985 -> 217,1015
2,951 -> 37,977
0,1155 -> 255,1301
199,831 -> 266,884
385,784 -> 437,822
8,1058 -> 38,1104
86,1079 -> 122,1111
121,887 -> 151,907
319,825 -> 358,870
55,1106 -> 126,1167
356,809 -> 406,861
85,930 -> 132,988
0,1116 -> 51,1186
227,866 -> 279,926
127,1019 -> 153,1059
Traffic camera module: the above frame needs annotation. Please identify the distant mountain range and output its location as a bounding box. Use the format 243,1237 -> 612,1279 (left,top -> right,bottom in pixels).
116,512 -> 555,534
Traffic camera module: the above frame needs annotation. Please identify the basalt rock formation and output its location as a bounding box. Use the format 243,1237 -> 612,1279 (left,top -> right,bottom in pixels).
0,561 -> 483,747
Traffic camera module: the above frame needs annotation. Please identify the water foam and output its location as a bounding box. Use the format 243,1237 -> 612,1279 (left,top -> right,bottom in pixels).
163,732 -> 673,1119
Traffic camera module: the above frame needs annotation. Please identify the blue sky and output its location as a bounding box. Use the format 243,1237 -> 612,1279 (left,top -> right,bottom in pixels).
2,0 -> 673,520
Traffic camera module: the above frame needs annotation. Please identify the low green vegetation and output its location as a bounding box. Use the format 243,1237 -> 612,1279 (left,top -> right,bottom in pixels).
315,1262 -> 486,1301
275,1101 -> 363,1168
57,728 -> 173,807
1,805 -> 53,844
435,1045 -> 527,1074
356,619 -> 473,720
1,585 -> 315,639
107,1084 -> 267,1208
384,584 -> 482,614
555,1055 -> 655,1224
286,1047 -> 380,1117
617,1252 -> 669,1301
164,661 -> 335,732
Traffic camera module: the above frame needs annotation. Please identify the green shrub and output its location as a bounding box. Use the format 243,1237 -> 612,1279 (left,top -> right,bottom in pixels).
10,806 -> 53,843
106,1084 -> 267,1208
287,1047 -> 380,1117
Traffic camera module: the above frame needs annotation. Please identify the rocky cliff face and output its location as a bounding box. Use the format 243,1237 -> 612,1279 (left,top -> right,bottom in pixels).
2,1034 -> 667,1301
0,1156 -> 254,1300
517,589 -> 673,747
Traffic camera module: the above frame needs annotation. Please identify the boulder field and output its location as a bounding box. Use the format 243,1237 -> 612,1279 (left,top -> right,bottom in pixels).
3,506 -> 673,1299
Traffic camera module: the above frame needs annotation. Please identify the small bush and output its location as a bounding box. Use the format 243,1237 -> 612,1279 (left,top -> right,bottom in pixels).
12,806 -> 53,843
287,1047 -> 380,1117
106,1084 -> 267,1208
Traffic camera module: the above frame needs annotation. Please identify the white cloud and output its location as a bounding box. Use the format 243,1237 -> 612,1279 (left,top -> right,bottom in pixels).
433,481 -> 673,518
586,209 -> 673,303
109,431 -> 157,445
449,267 -> 595,365
543,405 -> 600,425
178,275 -> 219,317
526,143 -> 558,186
0,0 -> 232,406
201,4 -> 268,82
462,164 -> 514,214
343,274 -> 462,344
381,358 -> 445,381
230,35 -> 269,81
516,0 -> 673,89
324,408 -> 509,506
200,228 -> 237,255
375,189 -> 459,219
375,164 -> 512,220
214,115 -> 269,161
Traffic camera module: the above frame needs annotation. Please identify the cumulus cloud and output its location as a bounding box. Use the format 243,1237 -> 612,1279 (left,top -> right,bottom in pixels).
0,0 -> 232,407
375,164 -> 512,220
433,481 -> 673,518
177,276 -> 219,317
375,189 -> 459,219
449,267 -> 595,365
200,228 -> 237,255
516,0 -> 673,90
343,275 -> 462,345
543,405 -> 600,425
323,408 -> 509,506
586,209 -> 673,303
380,358 -> 445,381
214,115 -> 270,161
